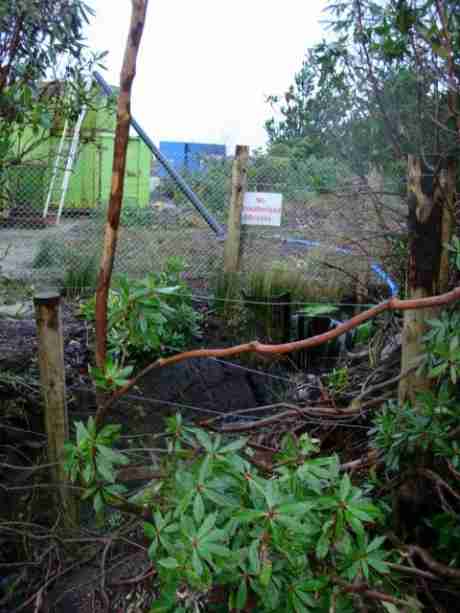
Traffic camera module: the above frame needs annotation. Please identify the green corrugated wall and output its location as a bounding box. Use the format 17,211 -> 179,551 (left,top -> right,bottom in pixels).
7,86 -> 151,212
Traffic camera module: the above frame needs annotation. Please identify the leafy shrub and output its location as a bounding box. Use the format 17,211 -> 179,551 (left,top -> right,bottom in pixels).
80,257 -> 202,364
371,308 -> 460,474
370,301 -> 460,572
65,414 -> 402,612
33,238 -> 98,295
63,251 -> 98,296
325,366 -> 349,396
33,238 -> 66,268
247,151 -> 343,200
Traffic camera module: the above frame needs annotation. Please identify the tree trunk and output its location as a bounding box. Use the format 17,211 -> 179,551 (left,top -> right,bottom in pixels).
95,0 -> 149,371
399,156 -> 456,404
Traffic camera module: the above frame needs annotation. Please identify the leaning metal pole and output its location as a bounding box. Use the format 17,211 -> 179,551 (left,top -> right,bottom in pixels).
93,71 -> 225,237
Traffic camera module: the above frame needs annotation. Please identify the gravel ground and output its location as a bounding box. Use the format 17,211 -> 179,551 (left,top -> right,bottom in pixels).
0,220 -> 83,283
0,192 -> 400,293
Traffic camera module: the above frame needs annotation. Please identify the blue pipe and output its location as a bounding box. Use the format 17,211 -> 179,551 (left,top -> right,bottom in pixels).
285,238 -> 399,297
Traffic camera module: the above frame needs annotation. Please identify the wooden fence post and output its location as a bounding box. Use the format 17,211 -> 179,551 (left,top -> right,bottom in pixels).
399,156 -> 457,404
34,291 -> 78,527
223,145 -> 249,274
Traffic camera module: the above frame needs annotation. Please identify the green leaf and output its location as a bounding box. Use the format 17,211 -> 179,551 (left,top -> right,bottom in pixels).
98,424 -> 122,440
82,462 -> 94,484
299,577 -> 329,591
367,535 -> 386,553
368,556 -> 389,574
177,490 -> 194,515
235,580 -> 247,610
429,363 -> 448,378
193,493 -> 205,524
197,512 -> 217,539
148,538 -> 158,559
316,533 -> 330,559
292,596 -> 311,613
345,512 -> 365,539
200,528 -> 226,544
76,421 -> 90,446
301,303 -> 339,317
149,601 -> 174,613
192,549 -> 204,576
382,604 -> 399,613
158,557 -> 179,569
294,588 -> 315,607
96,444 -> 130,466
347,504 -> 376,523
203,488 -> 236,508
260,561 -> 272,587
235,510 -> 265,523
97,457 -> 116,483
198,454 -> 211,483
339,473 -> 351,501
199,543 -> 231,557
193,428 -> 214,452
104,483 -> 128,497
248,540 -> 260,574
276,515 -> 307,533
156,285 -> 181,295
219,438 -> 248,454
277,502 -> 311,515
81,486 -> 97,501
144,522 -> 157,540
93,491 -> 104,514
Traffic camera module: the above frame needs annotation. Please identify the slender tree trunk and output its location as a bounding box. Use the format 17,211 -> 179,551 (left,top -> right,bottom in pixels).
95,0 -> 149,370
399,156 -> 457,404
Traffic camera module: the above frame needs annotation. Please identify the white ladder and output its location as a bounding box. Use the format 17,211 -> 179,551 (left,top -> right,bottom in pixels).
42,119 -> 69,219
43,80 -> 91,224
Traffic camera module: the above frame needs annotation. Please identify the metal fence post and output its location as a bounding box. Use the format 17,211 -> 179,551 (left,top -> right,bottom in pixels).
223,145 -> 249,274
34,291 -> 78,527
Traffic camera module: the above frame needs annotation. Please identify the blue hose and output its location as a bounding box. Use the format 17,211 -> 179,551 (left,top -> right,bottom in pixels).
285,238 -> 399,297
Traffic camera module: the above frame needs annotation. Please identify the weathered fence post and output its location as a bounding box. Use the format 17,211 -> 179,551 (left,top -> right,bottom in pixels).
34,291 -> 78,526
399,156 -> 457,404
223,145 -> 249,274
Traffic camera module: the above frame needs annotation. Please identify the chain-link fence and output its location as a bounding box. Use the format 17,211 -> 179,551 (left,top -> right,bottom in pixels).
0,128 -> 405,302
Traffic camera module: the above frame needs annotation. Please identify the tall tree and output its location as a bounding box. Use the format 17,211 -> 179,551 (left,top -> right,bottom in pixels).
95,0 -> 149,383
0,0 -> 100,166
267,0 -> 459,401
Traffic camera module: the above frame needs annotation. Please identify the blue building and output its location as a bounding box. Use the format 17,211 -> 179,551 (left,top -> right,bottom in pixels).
158,141 -> 226,175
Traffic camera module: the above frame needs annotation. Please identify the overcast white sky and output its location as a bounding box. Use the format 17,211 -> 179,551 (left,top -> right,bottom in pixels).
86,1 -> 328,153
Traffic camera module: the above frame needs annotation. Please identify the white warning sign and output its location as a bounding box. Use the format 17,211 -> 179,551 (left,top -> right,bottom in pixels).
241,192 -> 283,226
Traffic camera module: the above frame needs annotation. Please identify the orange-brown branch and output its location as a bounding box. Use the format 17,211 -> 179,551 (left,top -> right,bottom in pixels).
95,0 -> 149,369
94,286 -> 460,426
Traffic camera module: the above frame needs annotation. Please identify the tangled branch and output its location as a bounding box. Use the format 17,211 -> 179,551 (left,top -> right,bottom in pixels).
96,285 -> 460,426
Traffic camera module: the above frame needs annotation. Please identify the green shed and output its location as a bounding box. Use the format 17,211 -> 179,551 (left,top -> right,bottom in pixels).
6,83 -> 152,216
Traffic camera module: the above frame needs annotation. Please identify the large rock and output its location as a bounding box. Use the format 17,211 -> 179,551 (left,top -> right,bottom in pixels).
137,357 -> 261,415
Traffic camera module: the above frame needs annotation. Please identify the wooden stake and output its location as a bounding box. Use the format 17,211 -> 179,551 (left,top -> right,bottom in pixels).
34,291 -> 78,526
223,145 -> 249,274
95,0 -> 149,372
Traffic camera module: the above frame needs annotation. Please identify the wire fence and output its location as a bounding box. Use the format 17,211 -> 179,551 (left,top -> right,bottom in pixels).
0,131 -> 406,302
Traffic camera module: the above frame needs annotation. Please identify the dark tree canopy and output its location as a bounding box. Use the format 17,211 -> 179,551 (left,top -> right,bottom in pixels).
0,0 -> 102,164
266,0 -> 460,175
